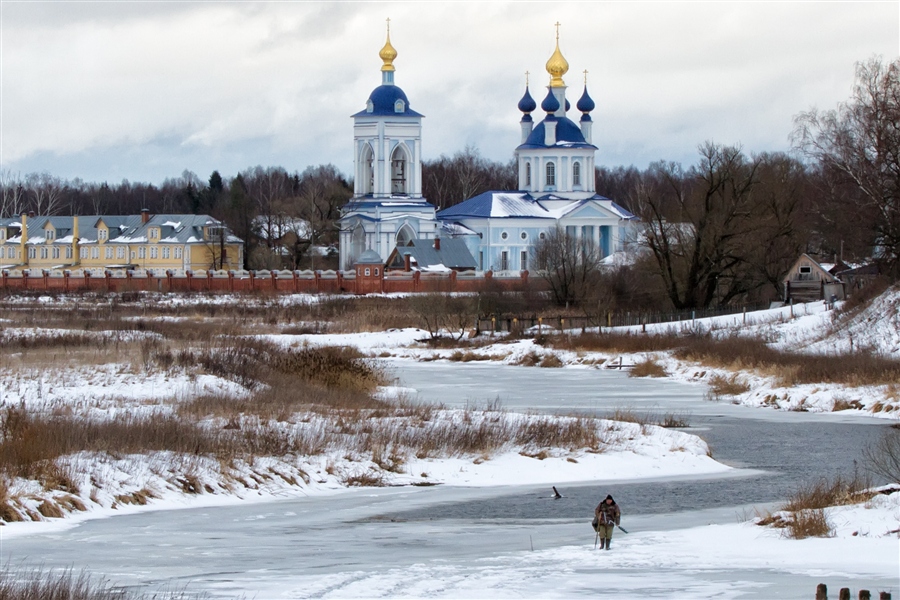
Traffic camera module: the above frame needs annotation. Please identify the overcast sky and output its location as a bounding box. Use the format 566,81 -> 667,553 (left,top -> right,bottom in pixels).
1,1 -> 898,186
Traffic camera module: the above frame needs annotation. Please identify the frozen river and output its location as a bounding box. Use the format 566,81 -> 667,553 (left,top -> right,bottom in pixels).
3,361 -> 895,598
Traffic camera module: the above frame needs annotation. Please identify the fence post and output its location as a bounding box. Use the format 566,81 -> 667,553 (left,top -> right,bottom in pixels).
879,592 -> 892,600
816,583 -> 827,600
607,311 -> 612,328
840,588 -> 850,600
538,317 -> 542,337
859,591 -> 871,600
743,306 -> 746,325
491,316 -> 495,336
790,298 -> 794,319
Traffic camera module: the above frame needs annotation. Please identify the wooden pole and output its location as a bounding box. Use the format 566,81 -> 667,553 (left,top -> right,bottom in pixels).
816,583 -> 827,600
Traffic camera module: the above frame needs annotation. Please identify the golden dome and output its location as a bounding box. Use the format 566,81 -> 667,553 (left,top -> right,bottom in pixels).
379,19 -> 397,72
545,23 -> 568,87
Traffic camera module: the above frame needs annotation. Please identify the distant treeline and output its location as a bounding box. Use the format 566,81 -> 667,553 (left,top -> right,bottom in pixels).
2,57 -> 897,306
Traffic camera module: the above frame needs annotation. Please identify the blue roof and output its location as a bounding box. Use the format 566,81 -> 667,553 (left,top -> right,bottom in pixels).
353,84 -> 423,117
518,116 -> 596,149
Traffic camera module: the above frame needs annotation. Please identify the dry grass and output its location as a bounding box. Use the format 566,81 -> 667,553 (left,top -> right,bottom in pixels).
708,374 -> 750,396
0,565 -> 200,600
629,358 -> 667,378
549,331 -> 900,387
784,509 -> 833,539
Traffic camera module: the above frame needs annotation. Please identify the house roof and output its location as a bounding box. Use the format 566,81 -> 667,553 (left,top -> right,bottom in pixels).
387,238 -> 477,270
436,191 -> 636,221
0,214 -> 242,245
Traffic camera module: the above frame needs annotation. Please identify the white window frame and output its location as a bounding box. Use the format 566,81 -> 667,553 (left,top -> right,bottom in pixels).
546,162 -> 556,187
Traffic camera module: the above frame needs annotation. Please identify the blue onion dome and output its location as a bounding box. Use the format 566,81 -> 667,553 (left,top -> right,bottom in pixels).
541,88 -> 560,113
577,85 -> 595,113
518,86 -> 537,113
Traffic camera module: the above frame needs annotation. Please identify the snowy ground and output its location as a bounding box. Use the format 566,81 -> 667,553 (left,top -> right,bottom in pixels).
1,291 -> 898,598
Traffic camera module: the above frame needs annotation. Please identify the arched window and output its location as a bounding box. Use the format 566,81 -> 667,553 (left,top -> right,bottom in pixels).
525,162 -> 531,186
573,161 -> 581,186
396,224 -> 415,247
546,162 -> 556,188
391,145 -> 409,195
394,99 -> 406,113
351,225 -> 366,265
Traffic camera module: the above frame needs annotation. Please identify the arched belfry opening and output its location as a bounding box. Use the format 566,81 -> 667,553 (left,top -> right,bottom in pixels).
360,143 -> 375,196
391,145 -> 410,195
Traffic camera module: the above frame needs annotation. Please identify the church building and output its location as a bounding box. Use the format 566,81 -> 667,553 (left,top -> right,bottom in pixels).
436,27 -> 636,272
339,24 -> 636,274
338,23 -> 440,271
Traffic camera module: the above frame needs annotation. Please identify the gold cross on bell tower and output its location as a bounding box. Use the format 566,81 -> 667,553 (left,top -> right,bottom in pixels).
525,70 -> 530,86
583,69 -> 588,85
555,21 -> 561,40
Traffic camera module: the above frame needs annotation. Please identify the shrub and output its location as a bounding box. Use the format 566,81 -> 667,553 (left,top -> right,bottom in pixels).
708,374 -> 750,396
630,358 -> 667,378
863,429 -> 900,483
784,508 -> 832,539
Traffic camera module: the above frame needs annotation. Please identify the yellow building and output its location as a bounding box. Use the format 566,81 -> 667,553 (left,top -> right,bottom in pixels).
0,212 -> 243,272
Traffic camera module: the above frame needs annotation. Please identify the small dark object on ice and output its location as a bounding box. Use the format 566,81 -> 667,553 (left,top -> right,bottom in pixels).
552,486 -> 562,499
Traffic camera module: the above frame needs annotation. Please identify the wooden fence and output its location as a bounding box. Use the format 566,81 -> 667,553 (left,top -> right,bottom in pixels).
816,583 -> 891,599
476,301 -> 774,334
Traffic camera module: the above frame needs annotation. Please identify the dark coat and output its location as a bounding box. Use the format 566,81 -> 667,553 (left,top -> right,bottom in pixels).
595,500 -> 621,526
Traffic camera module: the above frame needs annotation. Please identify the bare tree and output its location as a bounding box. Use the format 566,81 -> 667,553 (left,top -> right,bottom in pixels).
26,172 -> 65,216
793,57 -> 900,277
630,144 -> 766,309
532,225 -> 603,307
0,170 -> 27,218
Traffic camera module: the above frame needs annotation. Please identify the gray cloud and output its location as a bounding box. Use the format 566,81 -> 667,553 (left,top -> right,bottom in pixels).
2,1 -> 897,185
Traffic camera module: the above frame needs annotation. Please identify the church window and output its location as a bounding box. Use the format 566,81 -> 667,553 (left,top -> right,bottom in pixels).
546,162 -> 556,187
521,250 -> 528,271
396,224 -> 415,247
366,100 -> 374,113
573,161 -> 581,186
525,163 -> 531,186
520,231 -> 528,240
539,232 -> 546,240
500,251 -> 509,271
394,99 -> 405,113
360,144 -> 374,196
500,231 -> 508,240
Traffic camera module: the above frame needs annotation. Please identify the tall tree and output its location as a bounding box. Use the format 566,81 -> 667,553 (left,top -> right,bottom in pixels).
532,225 -> 604,307
631,144 -> 765,309
793,57 -> 900,277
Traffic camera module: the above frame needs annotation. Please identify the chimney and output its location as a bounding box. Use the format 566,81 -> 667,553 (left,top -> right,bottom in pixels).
434,237 -> 441,251
28,211 -> 35,218
404,253 -> 411,272
141,209 -> 150,224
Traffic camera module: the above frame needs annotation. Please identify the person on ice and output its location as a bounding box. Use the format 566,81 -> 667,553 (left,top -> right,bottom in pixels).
593,494 -> 621,550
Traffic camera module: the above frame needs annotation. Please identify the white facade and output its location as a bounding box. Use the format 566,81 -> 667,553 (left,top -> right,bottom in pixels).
338,30 -> 438,271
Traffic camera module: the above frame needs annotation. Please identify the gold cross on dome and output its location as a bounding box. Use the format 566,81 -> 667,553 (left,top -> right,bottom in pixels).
386,17 -> 390,33
555,21 -> 561,40
525,70 -> 530,86
583,69 -> 588,84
